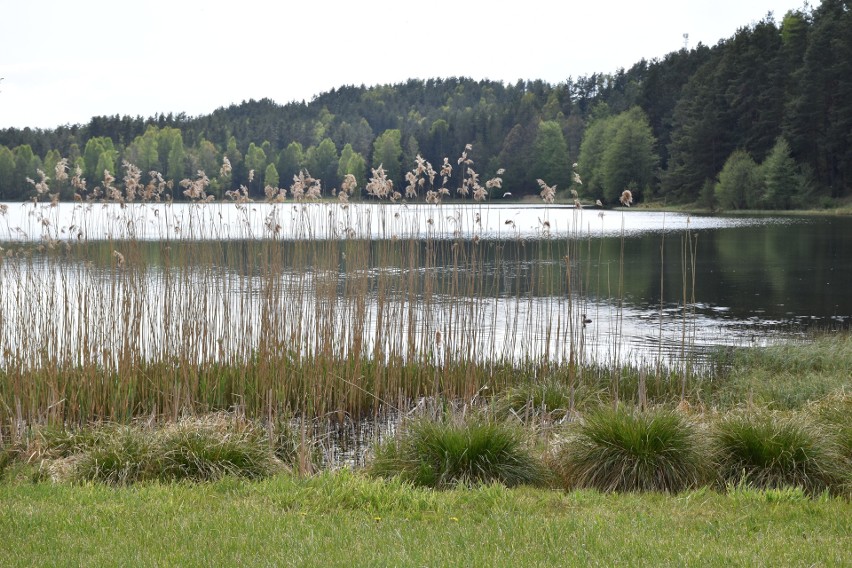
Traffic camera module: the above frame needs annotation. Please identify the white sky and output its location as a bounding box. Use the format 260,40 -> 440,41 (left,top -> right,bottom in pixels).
0,0 -> 807,130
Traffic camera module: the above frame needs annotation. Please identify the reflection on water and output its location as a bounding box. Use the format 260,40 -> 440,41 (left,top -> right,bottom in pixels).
1,202 -> 850,369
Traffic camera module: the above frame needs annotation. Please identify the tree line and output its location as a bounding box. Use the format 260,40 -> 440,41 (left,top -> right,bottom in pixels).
0,0 -> 848,208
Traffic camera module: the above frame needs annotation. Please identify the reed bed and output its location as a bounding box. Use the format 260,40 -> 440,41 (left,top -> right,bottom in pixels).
0,150 -> 722,444
0,155 -> 595,434
1,152 -> 849,506
0,233 -> 589,430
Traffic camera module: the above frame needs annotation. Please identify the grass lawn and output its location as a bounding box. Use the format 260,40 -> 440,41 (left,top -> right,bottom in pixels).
1,471 -> 849,567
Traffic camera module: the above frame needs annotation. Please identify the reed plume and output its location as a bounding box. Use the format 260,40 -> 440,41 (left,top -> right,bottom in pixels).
537,178 -> 556,204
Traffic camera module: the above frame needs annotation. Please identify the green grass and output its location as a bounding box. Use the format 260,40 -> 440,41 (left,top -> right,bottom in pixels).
71,426 -> 158,485
0,471 -> 849,567
554,406 -> 709,493
18,414 -> 286,485
493,377 -> 585,420
712,411 -> 848,496
153,415 -> 283,482
707,333 -> 852,409
0,446 -> 14,477
806,392 -> 852,464
369,418 -> 549,489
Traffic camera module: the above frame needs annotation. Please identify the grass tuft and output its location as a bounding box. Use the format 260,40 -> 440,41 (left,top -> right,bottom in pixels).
30,414 -> 286,485
72,426 -> 157,485
27,424 -> 106,460
712,411 -> 847,495
368,418 -> 548,489
494,378 -> 587,420
555,406 -> 708,493
805,391 -> 852,464
155,414 -> 284,482
268,418 -> 325,475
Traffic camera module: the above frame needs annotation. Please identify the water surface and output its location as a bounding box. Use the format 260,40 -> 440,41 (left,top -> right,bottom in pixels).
2,202 -> 849,367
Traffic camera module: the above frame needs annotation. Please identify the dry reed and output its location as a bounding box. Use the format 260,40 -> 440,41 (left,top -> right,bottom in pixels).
0,146 -> 694,442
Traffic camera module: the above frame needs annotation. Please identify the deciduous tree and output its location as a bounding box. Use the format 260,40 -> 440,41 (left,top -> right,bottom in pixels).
306,138 -> 339,190
715,149 -> 762,210
0,145 -> 16,198
372,129 -> 403,188
531,121 -> 571,191
277,142 -> 303,187
761,137 -> 798,209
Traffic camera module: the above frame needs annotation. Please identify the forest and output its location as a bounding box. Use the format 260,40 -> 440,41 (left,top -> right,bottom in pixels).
0,0 -> 849,209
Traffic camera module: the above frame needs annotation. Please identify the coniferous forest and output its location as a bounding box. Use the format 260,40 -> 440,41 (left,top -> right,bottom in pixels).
0,1 -> 849,208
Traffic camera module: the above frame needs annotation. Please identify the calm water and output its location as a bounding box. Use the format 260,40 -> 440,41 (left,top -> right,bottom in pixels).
1,202 -> 850,367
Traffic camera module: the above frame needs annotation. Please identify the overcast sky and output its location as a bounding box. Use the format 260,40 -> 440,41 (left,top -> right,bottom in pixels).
0,0 -> 807,130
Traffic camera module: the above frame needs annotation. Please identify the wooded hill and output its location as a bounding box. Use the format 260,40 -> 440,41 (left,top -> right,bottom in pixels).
0,0 -> 849,208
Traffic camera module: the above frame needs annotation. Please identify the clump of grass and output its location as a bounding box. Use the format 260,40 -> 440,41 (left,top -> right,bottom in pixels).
712,411 -> 847,496
18,423 -> 150,484
368,418 -> 548,489
72,426 -> 157,485
26,424 -> 105,460
555,406 -> 708,493
494,378 -> 588,420
155,414 -> 284,482
33,414 -> 285,485
807,392 -> 852,469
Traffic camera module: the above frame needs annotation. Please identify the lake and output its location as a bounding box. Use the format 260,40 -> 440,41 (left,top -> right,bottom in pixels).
1,201 -> 850,370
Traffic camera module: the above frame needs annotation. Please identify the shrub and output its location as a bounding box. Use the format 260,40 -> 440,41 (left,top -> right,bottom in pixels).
712,412 -> 846,495
368,418 -> 548,489
555,406 -> 708,493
